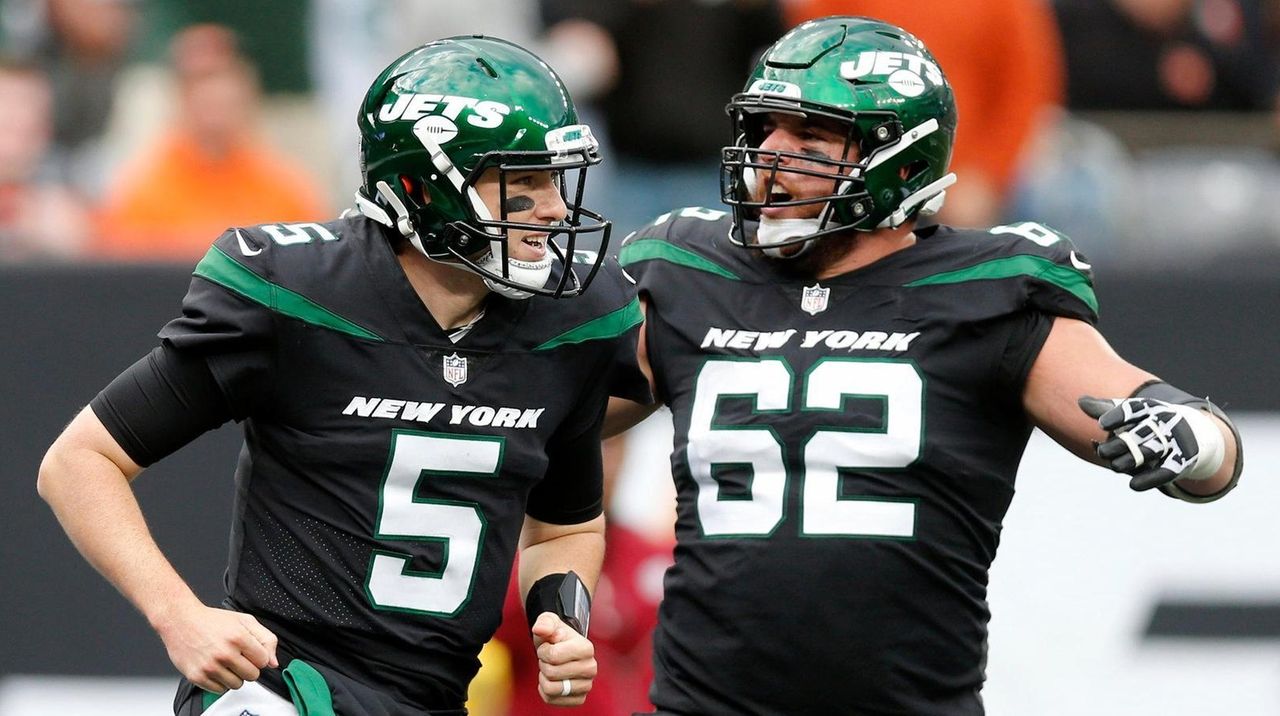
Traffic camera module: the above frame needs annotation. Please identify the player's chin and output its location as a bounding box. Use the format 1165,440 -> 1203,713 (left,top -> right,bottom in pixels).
773,243 -> 810,258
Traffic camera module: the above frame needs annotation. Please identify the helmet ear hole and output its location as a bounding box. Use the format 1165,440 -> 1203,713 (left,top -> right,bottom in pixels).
399,175 -> 418,196
900,160 -> 927,182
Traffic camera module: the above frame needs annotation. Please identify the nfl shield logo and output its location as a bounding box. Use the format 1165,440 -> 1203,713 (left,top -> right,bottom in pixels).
443,353 -> 468,387
801,284 -> 830,315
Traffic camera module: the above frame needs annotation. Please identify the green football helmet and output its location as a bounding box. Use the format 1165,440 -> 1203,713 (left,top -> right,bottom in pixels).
356,36 -> 609,298
720,16 -> 958,253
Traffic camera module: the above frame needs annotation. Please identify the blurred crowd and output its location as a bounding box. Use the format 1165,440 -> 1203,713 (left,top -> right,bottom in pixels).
0,0 -> 1277,268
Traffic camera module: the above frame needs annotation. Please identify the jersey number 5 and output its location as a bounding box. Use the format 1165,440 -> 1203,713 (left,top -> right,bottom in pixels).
364,430 -> 500,616
688,358 -> 922,539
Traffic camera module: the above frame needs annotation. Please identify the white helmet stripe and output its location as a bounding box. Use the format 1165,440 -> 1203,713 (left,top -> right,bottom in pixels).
410,121 -> 498,230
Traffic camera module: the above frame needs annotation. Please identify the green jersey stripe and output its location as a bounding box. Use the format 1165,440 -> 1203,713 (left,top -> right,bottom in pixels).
619,239 -> 741,280
904,255 -> 1098,314
194,246 -> 386,341
534,297 -> 644,351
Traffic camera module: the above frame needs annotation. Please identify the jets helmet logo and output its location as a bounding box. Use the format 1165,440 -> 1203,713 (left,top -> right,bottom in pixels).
414,115 -> 458,144
839,51 -> 944,98
378,93 -> 511,129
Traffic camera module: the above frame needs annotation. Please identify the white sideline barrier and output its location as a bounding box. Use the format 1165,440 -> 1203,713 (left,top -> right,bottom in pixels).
0,676 -> 177,715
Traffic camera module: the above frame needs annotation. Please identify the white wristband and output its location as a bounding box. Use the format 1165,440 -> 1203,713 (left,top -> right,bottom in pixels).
1177,405 -> 1225,482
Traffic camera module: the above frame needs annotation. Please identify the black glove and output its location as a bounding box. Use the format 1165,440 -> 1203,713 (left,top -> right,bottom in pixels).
1078,396 -> 1225,492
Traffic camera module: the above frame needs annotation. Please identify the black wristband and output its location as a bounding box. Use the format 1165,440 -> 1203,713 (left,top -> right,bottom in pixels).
524,572 -> 591,636
525,573 -> 568,631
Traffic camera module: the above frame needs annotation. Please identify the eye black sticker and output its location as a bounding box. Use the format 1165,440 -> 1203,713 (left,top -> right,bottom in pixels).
503,195 -> 535,214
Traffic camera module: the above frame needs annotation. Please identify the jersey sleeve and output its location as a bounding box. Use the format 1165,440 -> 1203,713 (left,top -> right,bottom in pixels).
616,213 -> 675,289
90,344 -> 235,467
992,223 -> 1099,324
156,228 -> 278,418
957,224 -> 1097,392
525,372 -> 608,525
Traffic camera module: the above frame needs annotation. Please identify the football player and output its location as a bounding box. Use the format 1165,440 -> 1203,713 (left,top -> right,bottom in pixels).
38,37 -> 648,715
606,16 -> 1244,715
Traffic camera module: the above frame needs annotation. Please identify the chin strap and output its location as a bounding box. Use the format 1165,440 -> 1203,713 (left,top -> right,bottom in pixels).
755,217 -> 820,258
354,191 -> 392,226
355,182 -> 433,258
476,250 -> 554,300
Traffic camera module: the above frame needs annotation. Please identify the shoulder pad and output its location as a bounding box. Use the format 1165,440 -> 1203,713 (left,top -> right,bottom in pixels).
986,222 -> 1092,273
206,220 -> 349,276
527,255 -> 642,353
190,218 -> 390,343
908,221 -> 1099,323
987,221 -> 1097,321
618,207 -> 743,287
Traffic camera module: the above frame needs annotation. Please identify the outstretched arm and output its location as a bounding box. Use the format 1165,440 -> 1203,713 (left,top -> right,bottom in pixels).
1023,317 -> 1240,499
38,406 -> 278,692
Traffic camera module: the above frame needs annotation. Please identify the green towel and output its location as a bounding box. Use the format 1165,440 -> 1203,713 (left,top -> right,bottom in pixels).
282,659 -> 336,716
199,659 -> 334,716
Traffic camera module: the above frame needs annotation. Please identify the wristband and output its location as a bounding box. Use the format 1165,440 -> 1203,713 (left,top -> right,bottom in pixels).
1131,380 -> 1243,503
525,571 -> 591,636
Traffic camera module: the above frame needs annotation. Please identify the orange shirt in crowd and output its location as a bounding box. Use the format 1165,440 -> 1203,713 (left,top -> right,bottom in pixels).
94,130 -> 330,262
785,1 -> 1065,195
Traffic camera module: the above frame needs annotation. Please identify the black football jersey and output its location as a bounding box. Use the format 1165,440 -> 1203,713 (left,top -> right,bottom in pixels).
155,215 -> 647,710
620,209 -> 1097,716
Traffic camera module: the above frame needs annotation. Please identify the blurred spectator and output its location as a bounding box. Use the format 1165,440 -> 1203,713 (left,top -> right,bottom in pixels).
0,59 -> 92,260
0,0 -> 136,195
1006,112 -> 1141,262
1054,0 -> 1280,116
783,1 -> 1066,227
94,24 -> 329,262
1020,1 -> 1280,266
540,0 -> 786,237
308,0 -> 572,210
488,434 -> 674,715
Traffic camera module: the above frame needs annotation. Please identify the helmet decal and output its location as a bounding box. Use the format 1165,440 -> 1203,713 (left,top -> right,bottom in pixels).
377,93 -> 512,128
839,51 -> 945,93
746,79 -> 802,99
414,115 -> 459,145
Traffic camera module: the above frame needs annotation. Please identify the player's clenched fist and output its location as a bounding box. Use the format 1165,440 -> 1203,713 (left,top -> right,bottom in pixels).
531,612 -> 597,706
154,603 -> 279,694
